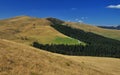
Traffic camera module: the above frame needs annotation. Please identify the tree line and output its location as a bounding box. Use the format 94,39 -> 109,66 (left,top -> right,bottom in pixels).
32,24 -> 120,58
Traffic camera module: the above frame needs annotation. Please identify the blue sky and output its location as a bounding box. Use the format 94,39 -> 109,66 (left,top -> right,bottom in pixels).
0,0 -> 120,26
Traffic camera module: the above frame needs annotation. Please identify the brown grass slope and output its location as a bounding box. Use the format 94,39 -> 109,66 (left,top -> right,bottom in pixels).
0,16 -> 70,45
65,56 -> 120,75
64,22 -> 120,40
1,16 -> 120,45
0,39 -> 120,75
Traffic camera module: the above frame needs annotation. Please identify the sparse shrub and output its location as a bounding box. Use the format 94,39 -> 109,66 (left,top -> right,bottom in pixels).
30,72 -> 40,75
66,62 -> 71,66
20,36 -> 28,40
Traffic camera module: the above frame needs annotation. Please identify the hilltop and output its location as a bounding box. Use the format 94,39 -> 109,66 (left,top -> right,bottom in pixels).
0,16 -> 120,46
0,16 -> 80,45
0,39 -> 120,75
64,22 -> 120,41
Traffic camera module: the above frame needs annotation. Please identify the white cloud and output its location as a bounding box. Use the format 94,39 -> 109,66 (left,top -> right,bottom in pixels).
81,17 -> 88,20
78,20 -> 83,23
107,4 -> 120,9
75,18 -> 79,21
81,17 -> 85,19
71,8 -> 77,10
67,20 -> 71,22
75,18 -> 85,23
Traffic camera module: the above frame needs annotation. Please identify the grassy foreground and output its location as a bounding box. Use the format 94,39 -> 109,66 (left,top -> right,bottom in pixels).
0,39 -> 120,75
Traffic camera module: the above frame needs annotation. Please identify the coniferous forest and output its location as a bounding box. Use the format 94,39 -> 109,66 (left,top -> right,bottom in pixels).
33,24 -> 120,58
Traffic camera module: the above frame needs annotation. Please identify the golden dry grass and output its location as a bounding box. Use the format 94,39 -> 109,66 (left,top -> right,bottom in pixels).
0,16 -> 120,75
65,56 -> 120,75
0,39 -> 120,75
0,16 -> 75,45
64,22 -> 120,40
1,16 -> 119,45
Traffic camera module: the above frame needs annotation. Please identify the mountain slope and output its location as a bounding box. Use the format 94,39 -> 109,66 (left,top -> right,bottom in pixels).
0,39 -> 120,75
66,56 -> 120,75
1,16 -> 119,45
1,16 -> 120,58
0,16 -> 80,45
64,22 -> 120,41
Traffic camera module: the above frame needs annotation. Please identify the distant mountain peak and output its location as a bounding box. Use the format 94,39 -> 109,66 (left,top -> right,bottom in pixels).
98,25 -> 120,30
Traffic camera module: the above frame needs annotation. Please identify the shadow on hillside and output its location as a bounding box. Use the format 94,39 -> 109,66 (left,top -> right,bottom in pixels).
33,24 -> 120,58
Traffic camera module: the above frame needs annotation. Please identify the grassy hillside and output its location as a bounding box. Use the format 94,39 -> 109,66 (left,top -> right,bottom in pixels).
0,16 -> 80,45
52,37 -> 82,45
66,56 -> 120,75
64,22 -> 120,41
0,16 -> 120,44
41,24 -> 119,58
0,39 -> 120,75
1,16 -> 119,45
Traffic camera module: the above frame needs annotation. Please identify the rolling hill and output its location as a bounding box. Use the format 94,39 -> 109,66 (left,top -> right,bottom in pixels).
0,39 -> 120,75
0,16 -> 120,75
0,16 -> 120,58
64,22 -> 120,41
0,16 -> 81,45
0,16 -> 120,45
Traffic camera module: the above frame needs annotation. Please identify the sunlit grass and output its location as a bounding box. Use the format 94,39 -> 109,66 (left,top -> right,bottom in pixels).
52,36 -> 85,45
